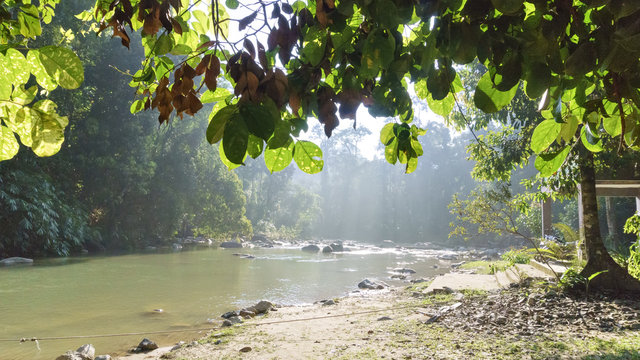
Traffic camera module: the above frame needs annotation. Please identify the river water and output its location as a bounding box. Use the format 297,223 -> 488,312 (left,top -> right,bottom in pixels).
0,245 -> 450,359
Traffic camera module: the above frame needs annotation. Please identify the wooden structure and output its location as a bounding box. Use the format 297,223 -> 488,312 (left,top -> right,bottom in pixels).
541,180 -> 640,238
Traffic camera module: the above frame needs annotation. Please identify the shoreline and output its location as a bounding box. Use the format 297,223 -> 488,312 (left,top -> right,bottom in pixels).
114,279 -> 640,360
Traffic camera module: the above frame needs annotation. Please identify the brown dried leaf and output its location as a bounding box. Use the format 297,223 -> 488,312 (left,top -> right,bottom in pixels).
204,56 -> 221,91
258,42 -> 268,70
170,18 -> 182,34
185,92 -> 203,115
289,93 -> 301,115
246,72 -> 260,98
143,7 -> 162,35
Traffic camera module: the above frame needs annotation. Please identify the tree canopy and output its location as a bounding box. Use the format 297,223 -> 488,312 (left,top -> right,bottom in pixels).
1,0 -> 639,177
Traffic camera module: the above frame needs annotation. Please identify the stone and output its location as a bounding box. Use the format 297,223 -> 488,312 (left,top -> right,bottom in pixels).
393,268 -> 416,274
221,320 -> 233,327
451,261 -> 466,269
322,246 -> 333,253
56,352 -> 82,360
377,316 -> 392,321
172,243 -> 183,251
137,338 -> 158,352
95,356 -> 111,360
220,241 -> 242,248
391,274 -> 406,280
358,279 -> 384,290
239,346 -> 252,353
301,244 -> 320,253
0,257 -> 33,265
322,299 -> 336,306
329,242 -> 344,252
437,253 -> 457,260
239,309 -> 256,317
76,344 -> 95,360
221,311 -> 239,319
250,300 -> 273,314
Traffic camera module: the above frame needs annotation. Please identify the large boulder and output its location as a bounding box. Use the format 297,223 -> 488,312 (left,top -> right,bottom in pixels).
132,338 -> 158,353
56,344 -> 95,360
220,241 -> 243,249
329,242 -> 344,252
301,244 -> 320,253
246,300 -> 273,314
358,279 -> 385,290
0,257 -> 33,265
322,246 -> 333,254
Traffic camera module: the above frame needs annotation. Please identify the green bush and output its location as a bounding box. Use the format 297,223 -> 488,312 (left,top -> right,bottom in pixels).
501,248 -> 532,265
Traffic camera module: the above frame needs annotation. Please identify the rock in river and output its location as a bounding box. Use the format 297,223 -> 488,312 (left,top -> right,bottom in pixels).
301,244 -> 320,253
56,344 -> 95,360
329,242 -> 344,252
132,338 -> 158,353
220,241 -> 243,249
358,279 -> 384,290
393,268 -> 416,274
322,246 -> 333,254
0,257 -> 33,265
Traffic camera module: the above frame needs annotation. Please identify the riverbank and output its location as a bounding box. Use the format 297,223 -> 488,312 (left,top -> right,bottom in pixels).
121,280 -> 640,360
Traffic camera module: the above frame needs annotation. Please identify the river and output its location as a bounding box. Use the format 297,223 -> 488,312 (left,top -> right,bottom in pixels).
0,245 -> 451,359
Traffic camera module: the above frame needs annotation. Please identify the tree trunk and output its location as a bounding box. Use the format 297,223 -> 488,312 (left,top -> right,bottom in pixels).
579,152 -> 640,292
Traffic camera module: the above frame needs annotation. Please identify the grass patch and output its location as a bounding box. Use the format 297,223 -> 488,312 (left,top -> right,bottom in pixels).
460,260 -> 510,274
404,280 -> 432,292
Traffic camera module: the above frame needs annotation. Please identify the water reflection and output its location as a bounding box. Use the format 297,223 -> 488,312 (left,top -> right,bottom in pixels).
0,245 -> 448,360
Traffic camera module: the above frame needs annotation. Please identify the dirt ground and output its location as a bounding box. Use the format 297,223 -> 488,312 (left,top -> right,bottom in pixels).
119,282 -> 640,360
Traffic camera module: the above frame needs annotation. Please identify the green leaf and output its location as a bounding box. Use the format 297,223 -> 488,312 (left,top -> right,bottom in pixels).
360,29 -> 395,79
5,49 -> 30,86
534,146 -> 570,177
264,138 -> 294,173
26,50 -> 57,91
372,0 -> 399,30
218,141 -> 242,170
524,62 -> 551,99
201,87 -> 231,103
491,0 -> 523,14
603,116 -> 622,137
380,123 -> 395,145
225,0 -> 239,9
268,119 -> 292,148
385,138 -> 398,164
11,85 -> 37,105
473,71 -> 518,113
247,134 -> 264,159
7,107 -> 34,147
38,46 -> 84,90
558,115 -> 579,142
240,101 -> 277,141
0,125 -> 19,161
427,92 -> 454,117
222,115 -> 249,164
580,127 -> 604,152
406,156 -> 418,174
531,119 -> 562,154
207,104 -> 237,144
30,100 -> 69,157
565,42 -> 597,77
293,140 -> 324,174
302,26 -> 326,66
155,34 -> 174,55
18,4 -> 42,38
